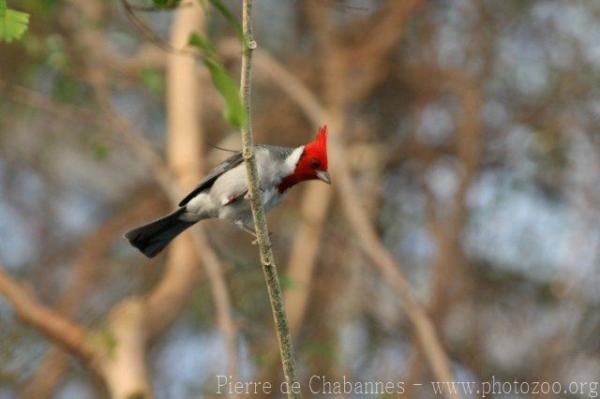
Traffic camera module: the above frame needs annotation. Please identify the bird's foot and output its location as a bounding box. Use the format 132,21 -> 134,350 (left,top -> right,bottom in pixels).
251,231 -> 274,245
235,222 -> 273,245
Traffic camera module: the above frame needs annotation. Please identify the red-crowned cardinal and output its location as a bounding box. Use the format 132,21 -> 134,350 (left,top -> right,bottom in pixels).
125,126 -> 330,258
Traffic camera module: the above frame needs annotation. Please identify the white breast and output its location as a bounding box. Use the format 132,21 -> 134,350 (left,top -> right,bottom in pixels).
184,146 -> 302,225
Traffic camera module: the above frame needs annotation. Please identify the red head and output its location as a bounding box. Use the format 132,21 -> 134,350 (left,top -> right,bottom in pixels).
277,126 -> 330,193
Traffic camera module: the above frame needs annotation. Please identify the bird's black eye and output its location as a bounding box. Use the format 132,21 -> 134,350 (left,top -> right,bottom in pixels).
310,159 -> 320,169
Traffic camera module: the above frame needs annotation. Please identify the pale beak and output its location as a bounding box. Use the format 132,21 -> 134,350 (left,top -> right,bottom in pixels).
316,170 -> 331,184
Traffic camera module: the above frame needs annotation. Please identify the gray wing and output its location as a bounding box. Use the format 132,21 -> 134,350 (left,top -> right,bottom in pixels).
178,151 -> 244,206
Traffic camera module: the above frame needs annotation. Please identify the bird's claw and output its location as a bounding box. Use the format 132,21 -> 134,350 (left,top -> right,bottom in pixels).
251,232 -> 274,245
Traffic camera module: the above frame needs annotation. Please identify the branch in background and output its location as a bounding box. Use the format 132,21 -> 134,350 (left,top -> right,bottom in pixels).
238,1 -> 300,397
331,139 -> 459,392
0,265 -> 97,367
0,80 -> 110,130
89,55 -> 229,334
347,0 -> 424,61
320,2 -> 458,392
231,1 -> 455,388
20,195 -> 163,399
23,1 -> 240,395
244,39 -> 457,397
2,33 -> 456,394
121,0 -> 192,55
284,184 -> 331,334
1,3 -> 454,394
162,0 -> 239,382
427,69 -> 482,320
99,298 -> 151,398
90,76 -> 238,397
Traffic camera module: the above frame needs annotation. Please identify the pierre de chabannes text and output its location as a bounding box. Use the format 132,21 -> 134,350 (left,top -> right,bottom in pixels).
216,375 -> 600,397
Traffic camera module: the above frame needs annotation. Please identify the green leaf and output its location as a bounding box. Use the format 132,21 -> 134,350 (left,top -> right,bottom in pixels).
0,2 -> 30,43
203,58 -> 246,128
188,32 -> 247,129
188,32 -> 215,56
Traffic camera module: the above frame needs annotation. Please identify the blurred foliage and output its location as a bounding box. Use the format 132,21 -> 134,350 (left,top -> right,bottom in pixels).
139,68 -> 164,94
0,1 -> 29,43
91,143 -> 111,161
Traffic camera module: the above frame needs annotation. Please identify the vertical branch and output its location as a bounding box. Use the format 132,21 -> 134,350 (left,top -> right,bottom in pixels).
99,299 -> 151,399
239,1 -> 300,397
284,184 -> 330,334
162,1 -> 239,383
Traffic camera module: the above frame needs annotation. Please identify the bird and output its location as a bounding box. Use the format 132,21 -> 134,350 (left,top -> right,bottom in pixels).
125,125 -> 330,258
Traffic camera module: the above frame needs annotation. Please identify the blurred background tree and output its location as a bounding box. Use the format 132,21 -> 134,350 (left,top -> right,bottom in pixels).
0,0 -> 599,398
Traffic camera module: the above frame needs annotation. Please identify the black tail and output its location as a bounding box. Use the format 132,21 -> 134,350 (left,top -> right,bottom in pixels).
125,208 -> 196,258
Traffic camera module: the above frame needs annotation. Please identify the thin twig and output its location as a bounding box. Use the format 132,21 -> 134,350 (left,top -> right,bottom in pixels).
238,1 -> 301,398
121,0 -> 194,56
